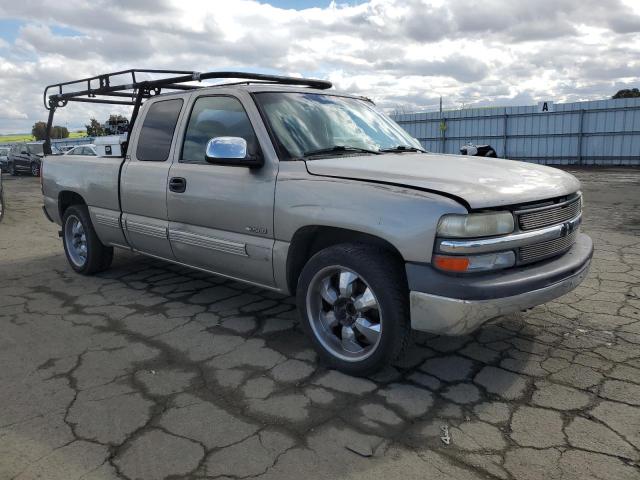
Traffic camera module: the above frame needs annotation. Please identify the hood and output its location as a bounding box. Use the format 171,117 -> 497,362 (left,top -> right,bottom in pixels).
304,152 -> 580,209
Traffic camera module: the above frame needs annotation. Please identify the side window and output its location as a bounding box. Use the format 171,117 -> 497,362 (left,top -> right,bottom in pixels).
181,96 -> 258,163
136,98 -> 184,161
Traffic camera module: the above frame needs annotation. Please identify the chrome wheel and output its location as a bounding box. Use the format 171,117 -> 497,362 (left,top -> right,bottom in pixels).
306,266 -> 382,362
64,215 -> 88,267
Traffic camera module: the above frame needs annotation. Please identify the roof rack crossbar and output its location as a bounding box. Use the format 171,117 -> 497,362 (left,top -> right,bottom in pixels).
66,98 -> 138,106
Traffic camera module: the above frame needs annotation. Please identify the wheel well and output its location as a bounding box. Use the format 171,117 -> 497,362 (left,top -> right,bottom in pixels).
58,191 -> 86,220
286,226 -> 405,294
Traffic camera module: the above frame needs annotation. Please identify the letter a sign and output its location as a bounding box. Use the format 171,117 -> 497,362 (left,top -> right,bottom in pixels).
537,101 -> 554,113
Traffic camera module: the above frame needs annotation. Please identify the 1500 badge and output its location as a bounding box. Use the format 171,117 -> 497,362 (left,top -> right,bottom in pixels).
245,226 -> 268,235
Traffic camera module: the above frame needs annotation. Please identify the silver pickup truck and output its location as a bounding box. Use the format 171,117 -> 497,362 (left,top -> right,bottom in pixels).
42,70 -> 593,375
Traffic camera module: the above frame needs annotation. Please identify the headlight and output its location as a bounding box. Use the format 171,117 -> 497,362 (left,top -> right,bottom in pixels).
437,212 -> 514,238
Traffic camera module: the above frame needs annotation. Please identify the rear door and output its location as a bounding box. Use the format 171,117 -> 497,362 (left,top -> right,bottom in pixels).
166,91 -> 278,287
120,97 -> 185,259
8,146 -> 18,168
16,144 -> 29,171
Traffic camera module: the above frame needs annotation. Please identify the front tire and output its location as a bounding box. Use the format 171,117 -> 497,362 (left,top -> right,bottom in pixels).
296,243 -> 410,376
62,205 -> 113,274
31,162 -> 40,177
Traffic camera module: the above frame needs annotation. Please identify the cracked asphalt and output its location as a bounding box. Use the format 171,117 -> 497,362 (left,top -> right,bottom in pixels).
1,168 -> 639,480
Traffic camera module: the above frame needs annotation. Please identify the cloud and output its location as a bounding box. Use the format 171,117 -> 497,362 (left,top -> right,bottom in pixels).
0,0 -> 638,133
377,55 -> 489,83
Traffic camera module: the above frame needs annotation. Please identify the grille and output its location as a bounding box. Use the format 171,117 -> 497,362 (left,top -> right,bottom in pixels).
519,230 -> 577,264
518,196 -> 581,231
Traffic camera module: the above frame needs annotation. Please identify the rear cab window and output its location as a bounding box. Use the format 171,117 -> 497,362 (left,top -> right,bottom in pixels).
136,98 -> 184,161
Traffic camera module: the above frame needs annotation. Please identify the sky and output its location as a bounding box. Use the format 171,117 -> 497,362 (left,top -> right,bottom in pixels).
0,0 -> 639,134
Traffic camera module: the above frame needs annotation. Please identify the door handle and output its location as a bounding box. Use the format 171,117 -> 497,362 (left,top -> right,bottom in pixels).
169,177 -> 186,193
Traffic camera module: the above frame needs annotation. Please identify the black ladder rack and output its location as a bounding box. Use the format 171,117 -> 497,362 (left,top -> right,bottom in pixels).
42,69 -> 332,153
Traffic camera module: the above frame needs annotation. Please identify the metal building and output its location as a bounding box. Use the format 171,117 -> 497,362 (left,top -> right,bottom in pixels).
391,97 -> 640,166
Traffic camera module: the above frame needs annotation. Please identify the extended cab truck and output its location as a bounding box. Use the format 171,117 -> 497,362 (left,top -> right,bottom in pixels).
41,71 -> 593,375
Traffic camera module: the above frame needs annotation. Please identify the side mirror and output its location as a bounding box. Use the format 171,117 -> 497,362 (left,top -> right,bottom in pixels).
205,137 -> 263,168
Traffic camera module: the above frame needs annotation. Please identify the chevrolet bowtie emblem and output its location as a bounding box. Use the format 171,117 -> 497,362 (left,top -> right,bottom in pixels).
561,220 -> 577,237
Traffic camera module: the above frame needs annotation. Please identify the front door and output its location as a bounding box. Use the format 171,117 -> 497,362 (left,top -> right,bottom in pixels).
121,97 -> 185,259
167,93 -> 277,287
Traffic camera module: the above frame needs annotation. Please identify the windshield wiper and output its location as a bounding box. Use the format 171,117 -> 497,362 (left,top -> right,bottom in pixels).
303,145 -> 381,158
379,145 -> 425,153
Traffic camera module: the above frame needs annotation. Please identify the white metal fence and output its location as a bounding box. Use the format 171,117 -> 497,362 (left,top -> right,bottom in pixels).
391,97 -> 640,166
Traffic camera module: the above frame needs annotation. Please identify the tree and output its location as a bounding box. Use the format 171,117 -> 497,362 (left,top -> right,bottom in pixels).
105,114 -> 129,134
612,88 -> 640,99
108,114 -> 128,123
32,121 -> 47,140
51,126 -> 69,139
32,122 -> 69,140
86,117 -> 105,137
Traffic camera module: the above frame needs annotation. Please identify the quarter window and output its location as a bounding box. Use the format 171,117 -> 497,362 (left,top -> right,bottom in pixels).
136,99 -> 184,161
181,96 -> 258,163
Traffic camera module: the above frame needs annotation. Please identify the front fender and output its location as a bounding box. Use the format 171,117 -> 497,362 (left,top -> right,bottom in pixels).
274,162 -> 467,263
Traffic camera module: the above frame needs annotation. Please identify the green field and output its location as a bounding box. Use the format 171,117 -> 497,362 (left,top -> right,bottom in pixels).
0,131 -> 87,143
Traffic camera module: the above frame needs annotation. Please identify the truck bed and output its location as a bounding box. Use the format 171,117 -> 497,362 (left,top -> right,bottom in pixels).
42,154 -> 125,235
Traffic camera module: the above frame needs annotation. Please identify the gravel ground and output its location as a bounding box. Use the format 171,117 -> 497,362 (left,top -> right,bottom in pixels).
0,169 -> 639,480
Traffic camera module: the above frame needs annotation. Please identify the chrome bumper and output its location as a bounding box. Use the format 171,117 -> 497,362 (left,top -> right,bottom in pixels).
410,237 -> 592,336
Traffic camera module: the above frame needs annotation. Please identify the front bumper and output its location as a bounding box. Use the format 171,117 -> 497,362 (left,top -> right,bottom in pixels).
408,233 -> 593,335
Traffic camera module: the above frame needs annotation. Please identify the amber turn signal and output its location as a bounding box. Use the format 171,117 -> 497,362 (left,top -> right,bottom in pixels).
433,254 -> 471,272
433,251 -> 516,273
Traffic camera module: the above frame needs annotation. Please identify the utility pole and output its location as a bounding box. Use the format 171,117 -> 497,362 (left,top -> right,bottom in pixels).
439,96 -> 446,153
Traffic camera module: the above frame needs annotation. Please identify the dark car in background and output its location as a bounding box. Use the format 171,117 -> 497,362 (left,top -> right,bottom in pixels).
8,142 -> 44,176
0,173 -> 4,222
0,146 -> 10,172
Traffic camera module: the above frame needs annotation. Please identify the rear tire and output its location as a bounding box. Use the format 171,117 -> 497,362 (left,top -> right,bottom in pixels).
9,163 -> 17,176
296,243 -> 410,376
62,205 -> 113,274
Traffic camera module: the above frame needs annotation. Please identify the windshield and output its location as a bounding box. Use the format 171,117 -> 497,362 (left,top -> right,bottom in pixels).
254,92 -> 423,159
